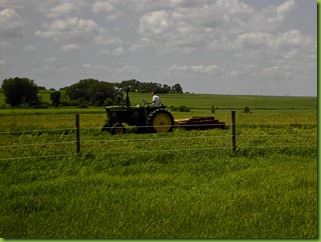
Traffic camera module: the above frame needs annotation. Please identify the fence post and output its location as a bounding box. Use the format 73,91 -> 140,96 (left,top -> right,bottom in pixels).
75,114 -> 80,154
211,105 -> 215,113
231,111 -> 236,153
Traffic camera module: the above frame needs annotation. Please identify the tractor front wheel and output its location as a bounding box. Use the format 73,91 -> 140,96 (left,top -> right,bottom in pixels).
146,109 -> 174,133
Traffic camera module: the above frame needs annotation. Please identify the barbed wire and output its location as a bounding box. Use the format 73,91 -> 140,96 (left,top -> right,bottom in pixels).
0,144 -> 317,161
0,133 -> 316,149
0,140 -> 76,148
0,120 -> 317,161
0,153 -> 77,161
0,128 -> 75,134
0,121 -> 317,135
237,134 -> 317,137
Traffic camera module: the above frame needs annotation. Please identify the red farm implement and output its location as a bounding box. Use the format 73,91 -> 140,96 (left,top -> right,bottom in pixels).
175,116 -> 225,130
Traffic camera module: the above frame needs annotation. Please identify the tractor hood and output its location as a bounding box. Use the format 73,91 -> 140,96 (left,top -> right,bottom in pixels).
105,105 -> 142,111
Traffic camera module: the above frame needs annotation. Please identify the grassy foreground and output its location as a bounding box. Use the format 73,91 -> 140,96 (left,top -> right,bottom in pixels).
0,94 -> 318,239
0,149 -> 317,238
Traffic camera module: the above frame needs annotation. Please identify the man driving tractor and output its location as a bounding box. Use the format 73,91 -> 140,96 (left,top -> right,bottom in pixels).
151,91 -> 161,106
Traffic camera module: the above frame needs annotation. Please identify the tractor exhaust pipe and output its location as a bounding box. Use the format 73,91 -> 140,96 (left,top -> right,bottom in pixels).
126,87 -> 130,107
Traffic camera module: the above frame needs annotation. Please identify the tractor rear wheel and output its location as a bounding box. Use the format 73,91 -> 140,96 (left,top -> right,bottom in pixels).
146,108 -> 174,133
111,124 -> 126,135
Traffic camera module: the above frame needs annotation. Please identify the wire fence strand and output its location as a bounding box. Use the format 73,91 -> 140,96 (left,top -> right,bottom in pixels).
0,145 -> 317,161
0,121 -> 317,135
1,131 -> 316,147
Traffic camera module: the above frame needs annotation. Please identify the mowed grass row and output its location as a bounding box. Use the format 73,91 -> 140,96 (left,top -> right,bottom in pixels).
0,110 -> 316,160
0,108 -> 317,131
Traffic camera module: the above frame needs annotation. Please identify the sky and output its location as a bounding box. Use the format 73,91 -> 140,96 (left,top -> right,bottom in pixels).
0,0 -> 317,96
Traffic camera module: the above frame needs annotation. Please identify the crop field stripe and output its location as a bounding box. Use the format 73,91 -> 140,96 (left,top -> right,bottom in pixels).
0,153 -> 78,161
82,145 -> 316,153
0,122 -> 316,134
82,123 -> 317,128
1,134 -> 315,147
0,128 -> 74,134
238,145 -> 317,148
237,134 -> 317,137
0,145 -> 316,161
81,135 -> 230,143
236,123 -> 317,125
0,141 -> 76,148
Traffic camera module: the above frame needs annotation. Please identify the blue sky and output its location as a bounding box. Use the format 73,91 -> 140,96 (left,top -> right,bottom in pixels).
0,0 -> 317,96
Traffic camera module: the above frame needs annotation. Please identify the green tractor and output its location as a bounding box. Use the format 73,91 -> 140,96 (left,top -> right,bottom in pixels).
102,88 -> 174,134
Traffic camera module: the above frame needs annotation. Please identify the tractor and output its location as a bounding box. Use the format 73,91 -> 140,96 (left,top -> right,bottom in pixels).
102,88 -> 174,134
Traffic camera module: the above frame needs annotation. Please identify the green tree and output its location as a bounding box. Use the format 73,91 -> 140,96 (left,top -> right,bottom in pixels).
50,91 -> 61,107
116,79 -> 184,94
66,79 -> 115,106
119,79 -> 139,91
172,83 -> 183,93
162,84 -> 171,93
1,77 -> 39,107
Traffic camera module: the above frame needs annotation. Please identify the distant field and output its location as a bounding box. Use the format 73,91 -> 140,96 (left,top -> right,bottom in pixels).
129,93 -> 317,110
0,90 -> 317,112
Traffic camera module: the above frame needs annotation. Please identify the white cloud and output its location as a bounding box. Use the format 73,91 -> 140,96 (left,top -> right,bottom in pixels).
92,1 -> 121,20
129,38 -> 157,52
139,10 -> 172,35
46,2 -> 81,18
92,1 -> 114,13
274,30 -> 313,49
277,0 -> 296,14
61,44 -> 80,51
216,0 -> 254,15
0,59 -> 7,65
136,0 -> 300,54
236,32 -> 274,49
94,35 -> 122,45
248,0 -> 297,32
44,57 -> 58,64
0,41 -> 12,48
169,64 -> 223,75
0,0 -> 316,96
112,46 -> 126,56
0,8 -> 25,37
283,49 -> 299,59
236,30 -> 313,51
98,49 -> 110,55
115,65 -> 141,75
0,0 -> 30,9
263,66 -> 280,73
22,45 -> 36,51
35,17 -> 104,43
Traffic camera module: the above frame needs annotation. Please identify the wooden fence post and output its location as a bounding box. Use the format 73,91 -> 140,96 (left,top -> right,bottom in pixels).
75,114 -> 80,154
231,111 -> 236,153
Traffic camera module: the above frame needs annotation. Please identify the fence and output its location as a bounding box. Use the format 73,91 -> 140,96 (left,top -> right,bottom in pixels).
0,111 -> 317,161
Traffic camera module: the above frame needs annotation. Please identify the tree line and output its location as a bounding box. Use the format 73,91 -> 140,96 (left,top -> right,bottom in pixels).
113,79 -> 183,94
0,77 -> 183,108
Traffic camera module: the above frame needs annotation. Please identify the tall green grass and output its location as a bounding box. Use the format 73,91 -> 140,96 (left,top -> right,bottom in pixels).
0,94 -> 317,238
0,147 -> 317,238
0,110 -> 317,238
